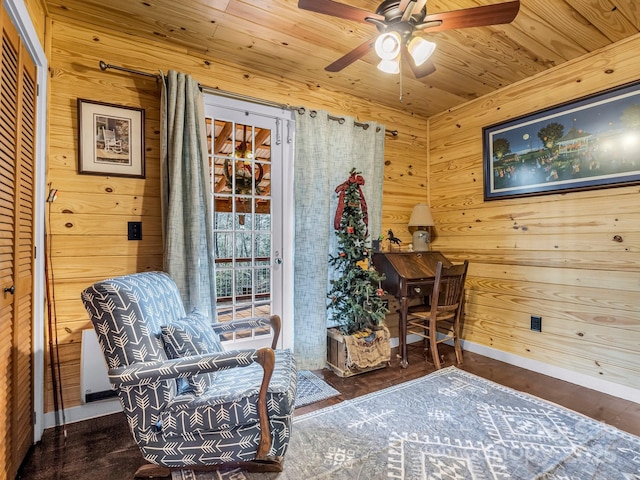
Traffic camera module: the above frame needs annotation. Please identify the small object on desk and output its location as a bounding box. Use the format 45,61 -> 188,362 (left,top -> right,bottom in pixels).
387,229 -> 402,251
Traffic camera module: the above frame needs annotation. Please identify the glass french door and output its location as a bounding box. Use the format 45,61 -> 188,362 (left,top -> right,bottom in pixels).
204,96 -> 293,349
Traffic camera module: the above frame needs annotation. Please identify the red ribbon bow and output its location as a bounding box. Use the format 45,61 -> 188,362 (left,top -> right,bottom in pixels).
334,173 -> 369,235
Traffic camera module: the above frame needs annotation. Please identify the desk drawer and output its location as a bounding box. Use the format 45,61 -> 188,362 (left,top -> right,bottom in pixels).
407,285 -> 429,297
408,284 -> 430,297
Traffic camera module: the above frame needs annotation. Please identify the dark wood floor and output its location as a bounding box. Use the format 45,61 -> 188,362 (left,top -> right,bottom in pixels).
18,345 -> 640,479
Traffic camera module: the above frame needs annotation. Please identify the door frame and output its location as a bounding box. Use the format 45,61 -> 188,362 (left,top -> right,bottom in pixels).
4,0 -> 48,443
204,94 -> 295,350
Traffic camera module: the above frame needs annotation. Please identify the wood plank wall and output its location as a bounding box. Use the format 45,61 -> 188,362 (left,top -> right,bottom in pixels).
428,34 -> 640,392
23,0 -> 46,48
44,18 -> 427,412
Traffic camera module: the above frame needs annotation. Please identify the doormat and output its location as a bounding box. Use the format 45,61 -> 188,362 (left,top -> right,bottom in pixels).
294,370 -> 340,408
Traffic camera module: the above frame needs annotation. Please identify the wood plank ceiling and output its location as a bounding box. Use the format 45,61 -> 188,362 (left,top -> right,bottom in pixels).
43,0 -> 640,118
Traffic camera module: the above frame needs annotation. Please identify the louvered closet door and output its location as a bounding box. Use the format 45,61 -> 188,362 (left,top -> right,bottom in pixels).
0,4 -> 36,478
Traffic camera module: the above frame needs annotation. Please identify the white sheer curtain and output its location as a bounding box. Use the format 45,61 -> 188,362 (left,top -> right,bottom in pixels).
293,109 -> 385,370
160,70 -> 217,318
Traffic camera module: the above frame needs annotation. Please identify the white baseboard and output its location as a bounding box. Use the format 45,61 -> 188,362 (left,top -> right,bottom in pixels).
396,335 -> 640,404
43,399 -> 122,430
460,339 -> 640,403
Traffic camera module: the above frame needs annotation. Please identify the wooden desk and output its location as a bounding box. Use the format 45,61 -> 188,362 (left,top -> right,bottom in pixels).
372,251 -> 452,368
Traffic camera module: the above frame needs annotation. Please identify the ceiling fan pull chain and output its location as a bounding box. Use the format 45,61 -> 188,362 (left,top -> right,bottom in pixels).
399,51 -> 404,103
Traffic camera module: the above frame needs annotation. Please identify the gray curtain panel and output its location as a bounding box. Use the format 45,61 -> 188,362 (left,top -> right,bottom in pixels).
293,109 -> 385,369
160,70 -> 217,318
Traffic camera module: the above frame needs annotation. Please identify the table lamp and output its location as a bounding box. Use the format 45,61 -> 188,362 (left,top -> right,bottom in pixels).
408,204 -> 435,251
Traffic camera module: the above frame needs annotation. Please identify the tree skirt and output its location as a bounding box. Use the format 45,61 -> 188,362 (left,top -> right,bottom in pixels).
173,366 -> 640,479
342,326 -> 390,369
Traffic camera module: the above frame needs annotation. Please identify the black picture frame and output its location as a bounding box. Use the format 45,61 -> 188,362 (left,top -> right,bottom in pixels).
77,99 -> 145,178
483,80 -> 640,200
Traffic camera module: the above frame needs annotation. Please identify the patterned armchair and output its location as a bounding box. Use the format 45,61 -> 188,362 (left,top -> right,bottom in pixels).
80,271 -> 297,477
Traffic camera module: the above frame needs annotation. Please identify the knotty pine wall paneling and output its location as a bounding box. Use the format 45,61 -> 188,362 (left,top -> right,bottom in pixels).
45,18 -> 428,412
23,0 -> 46,47
428,34 -> 640,393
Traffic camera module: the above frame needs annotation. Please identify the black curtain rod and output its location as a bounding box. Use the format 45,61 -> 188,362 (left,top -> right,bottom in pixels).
296,108 -> 398,137
98,60 -> 398,137
99,60 -> 159,79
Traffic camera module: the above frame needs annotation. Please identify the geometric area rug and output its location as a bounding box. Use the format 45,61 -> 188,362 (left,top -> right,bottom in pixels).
294,370 -> 340,408
172,366 -> 640,479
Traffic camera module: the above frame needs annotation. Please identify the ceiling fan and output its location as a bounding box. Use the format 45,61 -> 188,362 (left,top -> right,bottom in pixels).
298,0 -> 520,78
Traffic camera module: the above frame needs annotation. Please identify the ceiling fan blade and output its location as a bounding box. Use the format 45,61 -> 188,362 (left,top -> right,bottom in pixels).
403,45 -> 437,78
402,0 -> 427,21
325,38 -> 375,72
398,0 -> 412,11
298,0 -> 384,24
416,0 -> 520,32
400,0 -> 416,22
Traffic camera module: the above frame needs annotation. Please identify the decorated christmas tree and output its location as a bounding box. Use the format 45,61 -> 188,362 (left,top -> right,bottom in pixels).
328,168 -> 388,335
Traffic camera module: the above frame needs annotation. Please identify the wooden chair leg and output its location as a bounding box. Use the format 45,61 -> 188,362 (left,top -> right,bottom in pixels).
430,318 -> 441,370
453,337 -> 463,364
134,464 -> 171,479
453,313 -> 464,365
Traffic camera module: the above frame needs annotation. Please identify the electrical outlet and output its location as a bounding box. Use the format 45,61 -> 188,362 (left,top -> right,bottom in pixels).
531,315 -> 542,332
128,221 -> 142,241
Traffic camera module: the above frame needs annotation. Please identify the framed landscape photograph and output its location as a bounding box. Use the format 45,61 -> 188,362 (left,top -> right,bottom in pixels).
77,99 -> 145,178
483,80 -> 640,200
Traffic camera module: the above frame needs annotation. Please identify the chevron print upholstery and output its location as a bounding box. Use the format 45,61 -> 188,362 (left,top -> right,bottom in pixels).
161,349 -> 296,437
81,271 -> 297,469
161,309 -> 224,394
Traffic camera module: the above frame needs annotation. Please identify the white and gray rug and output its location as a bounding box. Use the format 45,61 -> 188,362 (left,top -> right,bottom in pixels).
173,366 -> 640,479
294,370 -> 340,408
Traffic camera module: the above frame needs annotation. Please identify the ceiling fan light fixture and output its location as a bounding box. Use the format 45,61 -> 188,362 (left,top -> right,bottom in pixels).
374,31 -> 402,60
377,57 -> 400,74
407,36 -> 436,66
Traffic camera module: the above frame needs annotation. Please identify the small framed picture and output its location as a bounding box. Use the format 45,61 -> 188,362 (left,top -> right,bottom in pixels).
77,99 -> 145,178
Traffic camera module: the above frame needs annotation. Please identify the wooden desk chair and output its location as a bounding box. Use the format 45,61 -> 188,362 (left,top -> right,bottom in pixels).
406,260 -> 469,370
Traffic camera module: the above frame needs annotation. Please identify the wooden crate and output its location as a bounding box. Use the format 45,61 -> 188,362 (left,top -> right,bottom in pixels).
326,328 -> 389,377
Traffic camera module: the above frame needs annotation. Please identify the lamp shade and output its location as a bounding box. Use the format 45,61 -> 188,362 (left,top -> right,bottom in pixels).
377,58 -> 400,74
407,37 -> 436,67
408,204 -> 435,227
374,31 -> 402,60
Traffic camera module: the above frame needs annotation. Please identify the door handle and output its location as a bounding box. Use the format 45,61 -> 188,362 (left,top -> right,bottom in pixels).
4,285 -> 15,295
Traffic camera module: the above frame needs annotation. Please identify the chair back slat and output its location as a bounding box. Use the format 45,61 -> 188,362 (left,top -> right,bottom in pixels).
434,262 -> 468,309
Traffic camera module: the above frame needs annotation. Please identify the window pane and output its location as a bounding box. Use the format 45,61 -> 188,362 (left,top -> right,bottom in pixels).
255,267 -> 270,295
213,156 -> 233,195
214,209 -> 233,230
235,268 -> 253,297
214,232 -> 233,261
254,126 -> 271,163
235,233 -> 252,259
236,210 -> 252,230
255,210 -> 271,230
254,233 -> 270,258
215,277 -> 233,303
